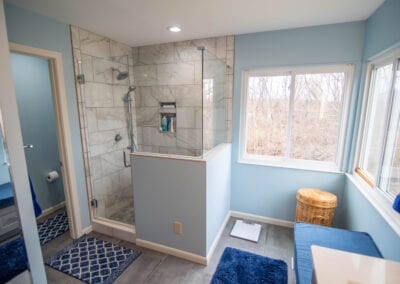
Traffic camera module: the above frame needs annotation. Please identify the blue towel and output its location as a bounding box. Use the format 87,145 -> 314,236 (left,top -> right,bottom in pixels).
29,176 -> 42,217
393,194 -> 400,213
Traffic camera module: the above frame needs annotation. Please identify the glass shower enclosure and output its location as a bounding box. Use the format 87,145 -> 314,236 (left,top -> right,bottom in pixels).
72,25 -> 227,232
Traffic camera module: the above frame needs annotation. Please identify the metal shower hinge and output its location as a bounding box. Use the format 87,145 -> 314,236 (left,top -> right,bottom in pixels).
77,74 -> 85,84
90,199 -> 98,208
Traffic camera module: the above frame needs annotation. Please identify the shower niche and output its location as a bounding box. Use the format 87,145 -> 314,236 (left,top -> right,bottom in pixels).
159,102 -> 176,134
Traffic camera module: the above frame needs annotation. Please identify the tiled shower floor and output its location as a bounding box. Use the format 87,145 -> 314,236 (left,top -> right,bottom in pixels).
109,202 -> 135,225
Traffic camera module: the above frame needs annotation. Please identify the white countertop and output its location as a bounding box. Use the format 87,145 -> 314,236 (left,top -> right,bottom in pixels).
311,245 -> 400,284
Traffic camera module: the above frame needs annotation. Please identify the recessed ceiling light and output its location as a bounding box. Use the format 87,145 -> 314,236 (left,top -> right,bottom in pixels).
167,26 -> 181,33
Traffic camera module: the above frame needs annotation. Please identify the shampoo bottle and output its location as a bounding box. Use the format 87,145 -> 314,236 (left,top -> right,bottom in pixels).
161,115 -> 167,132
170,117 -> 175,133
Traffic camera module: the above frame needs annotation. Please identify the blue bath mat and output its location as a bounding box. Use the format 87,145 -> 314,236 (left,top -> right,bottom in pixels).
45,235 -> 141,284
0,237 -> 28,283
37,210 -> 69,245
211,247 -> 287,284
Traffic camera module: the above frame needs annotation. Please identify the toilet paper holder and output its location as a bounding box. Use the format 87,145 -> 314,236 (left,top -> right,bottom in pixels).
46,171 -> 59,183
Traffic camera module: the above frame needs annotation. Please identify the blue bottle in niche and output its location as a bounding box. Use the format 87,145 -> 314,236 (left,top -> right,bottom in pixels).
161,115 -> 168,132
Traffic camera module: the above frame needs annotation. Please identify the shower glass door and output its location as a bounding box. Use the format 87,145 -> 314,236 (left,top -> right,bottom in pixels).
78,68 -> 135,226
202,49 -> 227,155
70,26 -> 136,227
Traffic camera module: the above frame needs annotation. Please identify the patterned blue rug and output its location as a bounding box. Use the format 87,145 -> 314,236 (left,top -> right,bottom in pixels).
45,235 -> 141,284
211,247 -> 287,284
37,210 -> 69,245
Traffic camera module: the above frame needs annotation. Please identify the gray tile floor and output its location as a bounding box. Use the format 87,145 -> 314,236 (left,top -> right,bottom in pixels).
42,217 -> 295,284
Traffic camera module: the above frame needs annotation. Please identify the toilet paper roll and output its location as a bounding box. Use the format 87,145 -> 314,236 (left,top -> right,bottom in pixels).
46,171 -> 59,183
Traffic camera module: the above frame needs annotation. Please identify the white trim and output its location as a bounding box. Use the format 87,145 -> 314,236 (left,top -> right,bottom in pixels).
36,201 -> 66,221
239,64 -> 355,172
354,64 -> 373,168
230,210 -> 294,228
9,43 -> 83,239
135,211 -> 293,266
131,151 -> 206,163
136,239 -> 207,265
347,173 -> 400,237
354,47 -> 400,199
206,211 -> 230,263
238,156 -> 342,174
0,5 -> 46,282
92,219 -> 135,243
82,225 -> 93,235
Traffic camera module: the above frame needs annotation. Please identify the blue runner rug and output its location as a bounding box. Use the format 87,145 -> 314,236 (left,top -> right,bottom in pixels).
211,247 -> 287,284
45,235 -> 141,284
0,237 -> 28,283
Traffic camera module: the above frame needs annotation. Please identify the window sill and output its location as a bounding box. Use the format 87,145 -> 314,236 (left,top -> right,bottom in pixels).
238,157 -> 342,174
347,173 -> 400,238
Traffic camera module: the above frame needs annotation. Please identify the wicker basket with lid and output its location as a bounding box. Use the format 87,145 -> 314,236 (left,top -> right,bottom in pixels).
295,188 -> 337,227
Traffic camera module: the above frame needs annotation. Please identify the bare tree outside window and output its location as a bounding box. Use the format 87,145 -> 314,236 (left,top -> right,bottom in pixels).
246,75 -> 290,156
243,66 -> 350,166
291,72 -> 344,162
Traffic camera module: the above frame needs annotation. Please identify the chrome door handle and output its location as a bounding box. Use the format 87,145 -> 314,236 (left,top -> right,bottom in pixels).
23,144 -> 34,149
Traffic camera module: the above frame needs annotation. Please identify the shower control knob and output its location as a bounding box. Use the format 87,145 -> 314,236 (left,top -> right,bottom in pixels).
23,144 -> 34,149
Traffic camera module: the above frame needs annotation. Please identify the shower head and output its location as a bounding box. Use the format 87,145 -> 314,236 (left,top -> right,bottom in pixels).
112,68 -> 129,80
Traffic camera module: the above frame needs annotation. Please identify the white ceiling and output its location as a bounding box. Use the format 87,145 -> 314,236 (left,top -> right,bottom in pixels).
6,0 -> 384,47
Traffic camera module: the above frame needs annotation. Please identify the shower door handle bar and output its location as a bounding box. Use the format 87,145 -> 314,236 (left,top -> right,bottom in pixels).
123,150 -> 131,168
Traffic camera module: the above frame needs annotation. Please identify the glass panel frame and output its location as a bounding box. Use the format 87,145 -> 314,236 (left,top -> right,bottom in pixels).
201,49 -> 227,156
356,54 -> 400,200
359,63 -> 394,182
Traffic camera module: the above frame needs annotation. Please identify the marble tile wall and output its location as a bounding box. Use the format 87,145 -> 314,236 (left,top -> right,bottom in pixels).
132,35 -> 234,155
71,26 -> 136,224
71,25 -> 235,224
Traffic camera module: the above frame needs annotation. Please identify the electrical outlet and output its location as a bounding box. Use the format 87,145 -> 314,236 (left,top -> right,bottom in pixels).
173,221 -> 182,235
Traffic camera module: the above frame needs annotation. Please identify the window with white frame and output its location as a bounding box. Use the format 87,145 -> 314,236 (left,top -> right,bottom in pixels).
356,53 -> 400,199
240,65 -> 354,170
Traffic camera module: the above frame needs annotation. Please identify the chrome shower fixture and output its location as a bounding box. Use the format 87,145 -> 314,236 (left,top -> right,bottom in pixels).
112,67 -> 129,80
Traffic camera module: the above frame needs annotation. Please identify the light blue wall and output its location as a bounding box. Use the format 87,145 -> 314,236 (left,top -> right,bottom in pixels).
206,144 -> 231,253
364,0 -> 400,59
232,22 -> 365,224
340,0 -> 400,261
342,177 -> 400,261
0,134 -> 10,184
10,53 -> 65,211
133,155 -> 207,256
4,3 -> 90,227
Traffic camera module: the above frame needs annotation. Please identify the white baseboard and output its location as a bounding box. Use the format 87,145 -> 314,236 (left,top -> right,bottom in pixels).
206,211 -> 230,263
132,211 -> 292,266
136,239 -> 207,265
37,201 -> 66,221
230,211 -> 294,228
82,225 -> 92,235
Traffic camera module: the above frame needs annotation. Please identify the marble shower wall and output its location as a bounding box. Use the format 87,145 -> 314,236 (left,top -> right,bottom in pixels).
132,36 -> 234,156
70,26 -> 136,224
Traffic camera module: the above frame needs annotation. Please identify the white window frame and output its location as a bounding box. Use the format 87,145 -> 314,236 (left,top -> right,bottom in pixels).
354,48 -> 400,200
239,64 -> 355,172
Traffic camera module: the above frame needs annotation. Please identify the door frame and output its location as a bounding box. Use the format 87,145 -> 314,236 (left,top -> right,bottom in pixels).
10,42 -> 82,238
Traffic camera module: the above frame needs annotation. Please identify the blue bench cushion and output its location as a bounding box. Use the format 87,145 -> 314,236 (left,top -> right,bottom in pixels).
294,222 -> 382,284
